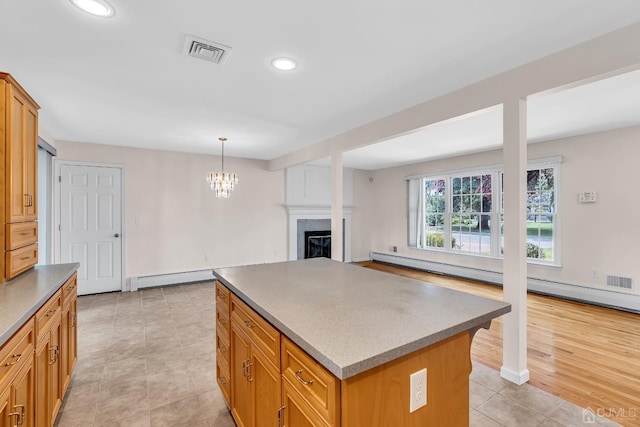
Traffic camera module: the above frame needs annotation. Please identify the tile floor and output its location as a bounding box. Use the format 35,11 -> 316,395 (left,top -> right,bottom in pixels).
54,281 -> 619,427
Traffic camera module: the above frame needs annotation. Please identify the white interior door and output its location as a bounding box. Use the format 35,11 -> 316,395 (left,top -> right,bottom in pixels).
59,164 -> 123,295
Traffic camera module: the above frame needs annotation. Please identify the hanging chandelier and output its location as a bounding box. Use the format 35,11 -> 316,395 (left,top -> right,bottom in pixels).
207,137 -> 238,198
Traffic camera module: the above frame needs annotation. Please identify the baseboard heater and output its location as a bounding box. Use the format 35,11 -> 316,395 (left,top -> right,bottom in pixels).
370,251 -> 640,314
130,269 -> 215,291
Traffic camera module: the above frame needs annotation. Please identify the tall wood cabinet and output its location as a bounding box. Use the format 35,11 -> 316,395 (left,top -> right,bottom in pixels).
0,72 -> 40,281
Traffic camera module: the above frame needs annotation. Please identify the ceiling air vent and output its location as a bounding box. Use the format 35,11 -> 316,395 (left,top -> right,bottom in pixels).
183,35 -> 232,64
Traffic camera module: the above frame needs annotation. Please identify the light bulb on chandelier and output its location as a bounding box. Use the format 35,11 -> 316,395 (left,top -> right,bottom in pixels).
207,137 -> 238,198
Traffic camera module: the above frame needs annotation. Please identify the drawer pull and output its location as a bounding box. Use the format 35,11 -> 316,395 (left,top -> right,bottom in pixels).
217,292 -> 227,301
294,369 -> 314,386
71,313 -> 77,327
218,375 -> 228,385
45,309 -> 56,317
4,353 -> 23,366
19,232 -> 31,236
19,256 -> 31,261
244,320 -> 255,329
217,344 -> 227,353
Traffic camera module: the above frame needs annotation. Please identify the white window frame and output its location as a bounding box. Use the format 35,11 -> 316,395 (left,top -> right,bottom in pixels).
407,156 -> 561,265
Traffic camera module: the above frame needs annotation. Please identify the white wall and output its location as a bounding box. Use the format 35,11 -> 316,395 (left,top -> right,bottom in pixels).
352,125 -> 640,296
55,141 -> 287,279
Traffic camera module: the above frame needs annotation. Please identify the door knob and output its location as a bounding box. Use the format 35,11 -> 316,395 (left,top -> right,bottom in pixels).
114,233 -> 120,238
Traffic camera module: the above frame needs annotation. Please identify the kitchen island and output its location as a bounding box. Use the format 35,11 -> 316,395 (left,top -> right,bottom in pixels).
213,258 -> 510,426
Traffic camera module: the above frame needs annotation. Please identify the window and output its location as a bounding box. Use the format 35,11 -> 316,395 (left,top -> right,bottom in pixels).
408,159 -> 559,264
424,178 -> 446,248
451,174 -> 493,255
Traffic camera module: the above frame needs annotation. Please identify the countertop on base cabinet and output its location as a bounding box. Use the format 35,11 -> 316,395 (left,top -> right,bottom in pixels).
0,264 -> 80,348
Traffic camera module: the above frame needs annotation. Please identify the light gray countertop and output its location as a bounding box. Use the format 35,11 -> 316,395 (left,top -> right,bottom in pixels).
0,263 -> 80,347
213,258 -> 510,379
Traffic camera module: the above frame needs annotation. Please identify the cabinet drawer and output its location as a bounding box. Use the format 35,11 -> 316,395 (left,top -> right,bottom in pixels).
216,305 -> 230,338
5,242 -> 38,279
216,330 -> 230,369
35,289 -> 62,341
62,273 -> 78,306
215,281 -> 230,313
282,378 -> 331,427
217,358 -> 231,407
230,295 -> 281,371
5,221 -> 38,250
0,318 -> 34,391
282,336 -> 340,426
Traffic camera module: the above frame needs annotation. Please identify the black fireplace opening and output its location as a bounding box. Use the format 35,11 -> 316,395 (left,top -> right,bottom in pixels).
304,230 -> 331,259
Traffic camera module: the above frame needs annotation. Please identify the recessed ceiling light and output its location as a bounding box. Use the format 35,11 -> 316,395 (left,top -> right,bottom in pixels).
271,57 -> 297,71
69,0 -> 115,17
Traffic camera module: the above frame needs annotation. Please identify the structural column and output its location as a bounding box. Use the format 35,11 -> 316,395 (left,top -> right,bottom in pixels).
331,152 -> 344,262
501,98 -> 530,384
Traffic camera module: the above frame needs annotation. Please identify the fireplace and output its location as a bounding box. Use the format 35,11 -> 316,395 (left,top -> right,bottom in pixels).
304,230 -> 331,259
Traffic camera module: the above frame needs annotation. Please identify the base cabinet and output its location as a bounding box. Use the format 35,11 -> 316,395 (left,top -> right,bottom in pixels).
230,318 -> 281,427
0,272 -> 77,427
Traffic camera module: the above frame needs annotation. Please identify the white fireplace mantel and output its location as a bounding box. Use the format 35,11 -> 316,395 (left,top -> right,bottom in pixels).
285,205 -> 353,262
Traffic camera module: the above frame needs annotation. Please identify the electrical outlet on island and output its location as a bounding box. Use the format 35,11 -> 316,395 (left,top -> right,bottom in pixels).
409,368 -> 427,413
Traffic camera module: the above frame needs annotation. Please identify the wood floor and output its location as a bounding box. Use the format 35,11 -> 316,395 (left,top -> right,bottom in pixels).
361,261 -> 640,427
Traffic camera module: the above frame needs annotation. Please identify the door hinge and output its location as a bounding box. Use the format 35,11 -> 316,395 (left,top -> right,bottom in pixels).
58,175 -> 62,182
58,224 -> 61,231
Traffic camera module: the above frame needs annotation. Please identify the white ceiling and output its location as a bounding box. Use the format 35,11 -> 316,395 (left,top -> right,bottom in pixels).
1,1 -> 640,170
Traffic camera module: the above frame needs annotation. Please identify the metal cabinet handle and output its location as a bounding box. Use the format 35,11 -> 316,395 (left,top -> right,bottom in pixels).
4,353 -> 23,366
277,406 -> 286,427
49,345 -> 59,365
244,320 -> 255,329
246,362 -> 253,382
9,403 -> 25,427
294,369 -> 314,385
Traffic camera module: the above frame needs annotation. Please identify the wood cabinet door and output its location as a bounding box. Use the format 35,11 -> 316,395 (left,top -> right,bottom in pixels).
68,298 -> 77,381
6,85 -> 37,223
231,322 -> 252,427
48,319 -> 62,425
12,353 -> 34,427
34,338 -> 50,427
0,385 -> 11,427
23,102 -> 37,221
252,347 -> 281,427
60,304 -> 70,393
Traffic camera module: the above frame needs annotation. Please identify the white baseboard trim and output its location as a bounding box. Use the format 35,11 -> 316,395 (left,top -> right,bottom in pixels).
130,269 -> 215,291
500,367 -> 530,385
370,251 -> 640,313
350,257 -> 371,263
